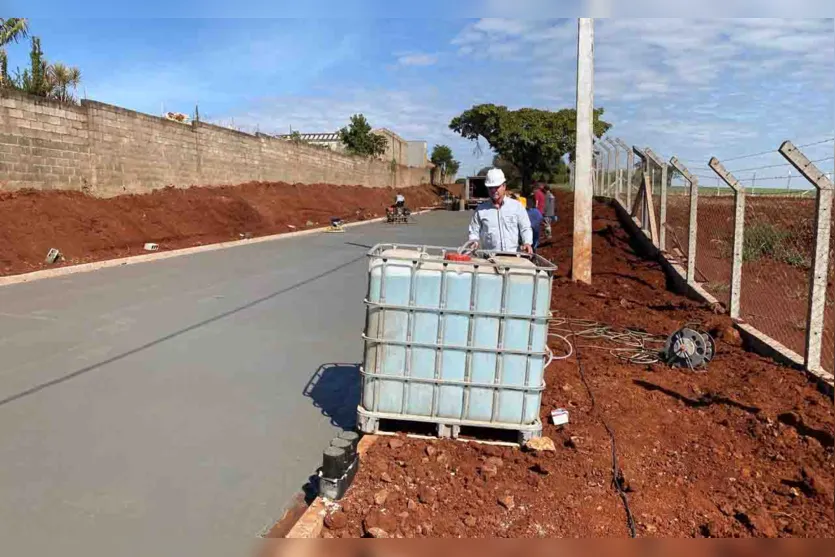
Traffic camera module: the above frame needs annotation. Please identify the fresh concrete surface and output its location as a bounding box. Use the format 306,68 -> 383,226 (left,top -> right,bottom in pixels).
0,211 -> 470,556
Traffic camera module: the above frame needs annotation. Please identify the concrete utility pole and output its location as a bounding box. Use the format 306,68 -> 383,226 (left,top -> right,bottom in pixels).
572,18 -> 594,284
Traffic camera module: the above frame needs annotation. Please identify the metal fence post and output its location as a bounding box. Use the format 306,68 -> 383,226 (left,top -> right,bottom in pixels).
709,157 -> 745,319
645,148 -> 668,251
670,157 -> 699,284
779,140 -> 834,373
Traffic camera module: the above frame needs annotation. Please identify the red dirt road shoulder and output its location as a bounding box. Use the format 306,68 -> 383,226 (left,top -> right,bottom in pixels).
0,182 -> 441,278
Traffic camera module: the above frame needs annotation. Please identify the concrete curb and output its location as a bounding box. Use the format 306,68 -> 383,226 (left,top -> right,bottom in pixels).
0,208 -> 441,288
284,435 -> 379,539
609,197 -> 834,396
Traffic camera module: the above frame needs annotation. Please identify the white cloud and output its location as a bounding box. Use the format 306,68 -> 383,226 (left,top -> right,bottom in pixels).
217,18 -> 834,176
396,53 -> 439,67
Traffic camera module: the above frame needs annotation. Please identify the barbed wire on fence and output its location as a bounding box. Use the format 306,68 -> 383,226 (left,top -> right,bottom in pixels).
673,137 -> 834,167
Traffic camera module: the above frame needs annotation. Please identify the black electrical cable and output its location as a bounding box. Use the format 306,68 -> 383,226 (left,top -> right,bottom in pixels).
569,321 -> 637,538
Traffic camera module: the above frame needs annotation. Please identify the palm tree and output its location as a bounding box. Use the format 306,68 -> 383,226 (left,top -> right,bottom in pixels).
48,62 -> 81,102
0,18 -> 29,87
0,18 -> 28,46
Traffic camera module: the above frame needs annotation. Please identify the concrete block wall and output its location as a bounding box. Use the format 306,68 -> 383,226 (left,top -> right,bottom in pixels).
0,90 -> 90,191
0,89 -> 431,197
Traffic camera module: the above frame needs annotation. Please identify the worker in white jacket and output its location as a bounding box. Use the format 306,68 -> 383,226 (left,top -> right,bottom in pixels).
465,168 -> 533,254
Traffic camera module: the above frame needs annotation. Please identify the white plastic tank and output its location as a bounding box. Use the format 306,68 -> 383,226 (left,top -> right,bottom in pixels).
360,245 -> 555,438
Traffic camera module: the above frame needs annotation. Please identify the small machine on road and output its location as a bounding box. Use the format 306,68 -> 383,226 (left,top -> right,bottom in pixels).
385,205 -> 412,224
325,217 -> 346,233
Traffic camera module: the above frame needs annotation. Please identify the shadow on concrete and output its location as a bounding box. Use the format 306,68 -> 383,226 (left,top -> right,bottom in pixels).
0,255 -> 367,409
303,363 -> 361,431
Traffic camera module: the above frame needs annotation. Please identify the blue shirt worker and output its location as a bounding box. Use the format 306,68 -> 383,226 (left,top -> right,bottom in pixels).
526,197 -> 544,251
466,168 -> 533,254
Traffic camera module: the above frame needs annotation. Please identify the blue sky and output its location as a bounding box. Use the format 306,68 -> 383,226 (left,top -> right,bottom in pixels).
3,16 -> 834,186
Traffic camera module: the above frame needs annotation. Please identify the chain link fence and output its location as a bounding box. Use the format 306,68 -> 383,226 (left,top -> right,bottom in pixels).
740,196 -> 817,360
824,223 -> 835,373
695,191 -> 736,309
598,137 -> 833,378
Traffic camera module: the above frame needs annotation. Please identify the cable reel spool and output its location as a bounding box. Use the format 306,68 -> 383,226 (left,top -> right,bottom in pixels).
663,327 -> 715,370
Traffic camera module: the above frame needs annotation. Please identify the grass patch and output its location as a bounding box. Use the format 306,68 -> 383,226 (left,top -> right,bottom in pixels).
744,222 -> 811,268
706,282 -> 730,293
719,222 -> 811,268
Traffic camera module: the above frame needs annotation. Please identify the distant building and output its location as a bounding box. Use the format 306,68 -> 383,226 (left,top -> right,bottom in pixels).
274,132 -> 346,153
406,140 -> 428,168
276,128 -> 428,167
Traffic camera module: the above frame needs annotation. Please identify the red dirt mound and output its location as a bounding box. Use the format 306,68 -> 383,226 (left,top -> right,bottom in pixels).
0,182 -> 441,277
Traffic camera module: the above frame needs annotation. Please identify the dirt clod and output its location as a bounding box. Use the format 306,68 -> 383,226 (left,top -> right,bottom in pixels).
363,509 -> 397,536
324,511 -> 348,530
373,489 -> 389,506
425,445 -> 437,457
497,495 -> 515,510
418,486 -> 436,505
365,527 -> 389,538
479,462 -> 498,479
524,436 -> 556,453
388,438 -> 405,450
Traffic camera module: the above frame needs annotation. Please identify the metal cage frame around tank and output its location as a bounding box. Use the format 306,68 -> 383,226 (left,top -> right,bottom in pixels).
358,243 -> 557,438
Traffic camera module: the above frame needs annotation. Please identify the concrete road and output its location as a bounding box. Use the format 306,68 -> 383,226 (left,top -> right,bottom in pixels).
0,210 -> 470,556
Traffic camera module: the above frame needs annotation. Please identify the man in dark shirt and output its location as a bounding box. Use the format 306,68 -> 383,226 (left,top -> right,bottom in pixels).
525,195 -> 544,251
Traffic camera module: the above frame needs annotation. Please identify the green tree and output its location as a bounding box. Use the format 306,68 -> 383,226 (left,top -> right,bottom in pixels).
449,103 -> 611,191
0,17 -> 27,47
47,62 -> 81,103
0,18 -> 28,87
338,114 -> 387,157
429,144 -> 461,184
17,36 -> 50,97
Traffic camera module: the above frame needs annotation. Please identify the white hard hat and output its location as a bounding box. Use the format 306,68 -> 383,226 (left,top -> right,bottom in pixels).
485,168 -> 506,189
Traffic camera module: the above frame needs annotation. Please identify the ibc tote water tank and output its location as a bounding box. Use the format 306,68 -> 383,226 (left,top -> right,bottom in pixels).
358,244 -> 556,443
